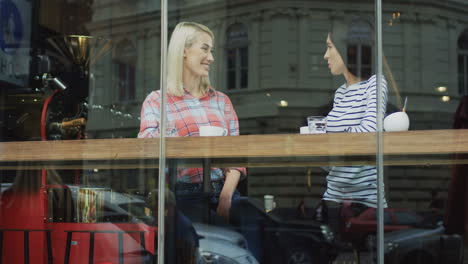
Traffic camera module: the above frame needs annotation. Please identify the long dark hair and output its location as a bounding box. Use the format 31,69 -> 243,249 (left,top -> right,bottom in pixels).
328,18 -> 403,109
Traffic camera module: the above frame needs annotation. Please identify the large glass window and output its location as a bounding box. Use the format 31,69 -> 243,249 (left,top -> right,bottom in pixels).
2,0 -> 468,264
0,0 -> 160,263
382,1 -> 466,264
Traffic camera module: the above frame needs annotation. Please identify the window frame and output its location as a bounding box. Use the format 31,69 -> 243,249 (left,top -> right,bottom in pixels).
112,39 -> 137,102
225,23 -> 249,90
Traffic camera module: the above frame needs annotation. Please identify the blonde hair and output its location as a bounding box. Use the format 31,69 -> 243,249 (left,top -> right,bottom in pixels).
167,22 -> 214,97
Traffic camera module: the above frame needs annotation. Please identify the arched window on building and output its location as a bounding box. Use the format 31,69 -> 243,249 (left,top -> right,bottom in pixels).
226,23 -> 248,90
458,29 -> 468,95
347,19 -> 373,79
113,40 -> 136,102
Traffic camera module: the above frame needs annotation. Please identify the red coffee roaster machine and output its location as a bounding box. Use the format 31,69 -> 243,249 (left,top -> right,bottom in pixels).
1,35 -> 157,264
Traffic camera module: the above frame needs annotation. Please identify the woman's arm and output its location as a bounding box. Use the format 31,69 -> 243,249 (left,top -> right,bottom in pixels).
222,94 -> 247,178
216,93 -> 245,219
347,76 -> 388,133
138,91 -> 161,138
217,169 -> 241,219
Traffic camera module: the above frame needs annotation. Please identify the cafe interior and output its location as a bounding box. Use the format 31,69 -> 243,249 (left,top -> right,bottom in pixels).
1,0 -> 468,263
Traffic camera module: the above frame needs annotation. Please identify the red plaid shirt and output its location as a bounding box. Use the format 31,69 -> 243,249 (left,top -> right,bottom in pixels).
138,88 -> 246,183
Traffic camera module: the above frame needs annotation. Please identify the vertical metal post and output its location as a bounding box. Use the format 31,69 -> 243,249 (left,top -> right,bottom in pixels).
46,231 -> 53,264
0,231 -> 3,264
118,232 -> 124,264
64,232 -> 72,264
139,231 -> 146,264
89,232 -> 95,264
23,231 -> 29,264
203,158 -> 212,223
375,0 -> 385,263
157,0 -> 168,262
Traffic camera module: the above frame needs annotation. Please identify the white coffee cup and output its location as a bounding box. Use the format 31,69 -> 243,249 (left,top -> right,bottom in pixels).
199,126 -> 228,136
300,126 -> 310,134
307,116 -> 327,134
264,195 -> 276,212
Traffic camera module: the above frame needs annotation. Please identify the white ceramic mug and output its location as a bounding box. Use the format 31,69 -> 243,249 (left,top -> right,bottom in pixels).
199,126 -> 228,136
307,116 -> 327,134
264,195 -> 276,212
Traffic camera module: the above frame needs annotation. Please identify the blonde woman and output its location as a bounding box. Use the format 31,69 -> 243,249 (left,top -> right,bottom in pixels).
139,21 -> 244,218
138,22 -> 262,261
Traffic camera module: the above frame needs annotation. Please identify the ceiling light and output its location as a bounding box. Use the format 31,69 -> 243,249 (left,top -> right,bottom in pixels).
441,96 -> 450,102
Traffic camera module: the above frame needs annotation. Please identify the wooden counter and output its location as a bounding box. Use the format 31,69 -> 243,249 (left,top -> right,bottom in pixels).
0,129 -> 467,169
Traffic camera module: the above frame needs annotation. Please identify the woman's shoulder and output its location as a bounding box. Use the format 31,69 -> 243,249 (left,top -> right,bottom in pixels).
143,90 -> 165,102
363,75 -> 387,86
209,87 -> 230,100
353,75 -> 377,91
146,90 -> 161,98
355,75 -> 375,86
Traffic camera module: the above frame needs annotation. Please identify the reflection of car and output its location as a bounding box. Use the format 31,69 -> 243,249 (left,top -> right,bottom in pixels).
195,223 -> 258,264
383,219 -> 463,264
53,186 -> 259,264
179,198 -> 337,264
46,185 -> 153,224
342,207 -> 423,247
2,184 -> 257,264
257,205 -> 337,264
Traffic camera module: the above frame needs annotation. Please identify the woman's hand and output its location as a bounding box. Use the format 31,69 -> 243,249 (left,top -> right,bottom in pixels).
217,194 -> 232,219
216,169 -> 241,220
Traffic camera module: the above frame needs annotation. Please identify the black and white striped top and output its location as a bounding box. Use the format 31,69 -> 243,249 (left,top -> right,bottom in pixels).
324,75 -> 388,208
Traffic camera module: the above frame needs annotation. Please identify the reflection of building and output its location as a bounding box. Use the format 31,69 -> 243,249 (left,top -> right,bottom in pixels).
86,0 -> 468,208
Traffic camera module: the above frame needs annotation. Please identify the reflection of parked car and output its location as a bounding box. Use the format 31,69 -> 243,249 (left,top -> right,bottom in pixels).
58,186 -> 260,264
46,185 -> 153,224
342,207 -> 423,247
195,223 -> 258,264
2,184 -> 257,264
256,204 -> 337,264
383,219 -> 463,264
174,197 -> 337,264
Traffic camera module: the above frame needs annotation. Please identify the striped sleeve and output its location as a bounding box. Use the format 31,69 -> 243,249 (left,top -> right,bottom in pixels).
347,76 -> 387,133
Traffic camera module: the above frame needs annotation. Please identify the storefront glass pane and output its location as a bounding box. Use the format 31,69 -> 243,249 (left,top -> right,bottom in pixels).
11,0 -> 465,262
0,0 -> 161,263
152,1 -> 390,263
382,1 -> 467,264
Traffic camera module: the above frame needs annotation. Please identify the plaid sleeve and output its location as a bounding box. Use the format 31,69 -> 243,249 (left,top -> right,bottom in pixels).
223,95 -> 239,136
138,91 -> 161,138
223,94 -> 247,179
